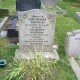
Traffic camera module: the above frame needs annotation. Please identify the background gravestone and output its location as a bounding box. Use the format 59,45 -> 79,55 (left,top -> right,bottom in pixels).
16,0 -> 41,11
7,0 -> 41,38
41,0 -> 57,6
76,12 -> 80,22
15,9 -> 59,59
65,30 -> 80,58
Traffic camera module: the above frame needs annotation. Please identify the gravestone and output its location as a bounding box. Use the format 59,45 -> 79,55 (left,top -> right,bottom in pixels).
16,0 -> 41,11
7,0 -> 41,38
65,30 -> 80,58
41,0 -> 57,7
76,12 -> 80,22
15,9 -> 59,59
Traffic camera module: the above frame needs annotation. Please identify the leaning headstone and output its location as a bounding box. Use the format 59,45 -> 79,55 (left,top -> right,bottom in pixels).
15,9 -> 59,59
76,12 -> 80,22
65,30 -> 80,58
41,0 -> 57,7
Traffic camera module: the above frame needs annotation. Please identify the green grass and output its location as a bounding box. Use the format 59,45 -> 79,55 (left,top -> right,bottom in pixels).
57,1 -> 80,21
45,6 -> 60,12
0,0 -> 80,80
0,0 -> 16,16
76,59 -> 80,67
63,0 -> 80,3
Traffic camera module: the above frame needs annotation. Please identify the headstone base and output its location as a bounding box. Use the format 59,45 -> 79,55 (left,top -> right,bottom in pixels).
14,49 -> 59,60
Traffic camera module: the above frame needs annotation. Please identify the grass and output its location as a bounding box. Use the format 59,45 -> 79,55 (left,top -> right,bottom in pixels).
0,0 -> 16,16
57,1 -> 80,21
6,56 -> 58,80
76,59 -> 80,67
0,0 -> 80,80
45,6 -> 60,12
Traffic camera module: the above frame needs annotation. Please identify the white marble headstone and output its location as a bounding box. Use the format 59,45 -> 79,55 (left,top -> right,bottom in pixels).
14,9 -> 59,59
65,30 -> 80,58
18,9 -> 56,52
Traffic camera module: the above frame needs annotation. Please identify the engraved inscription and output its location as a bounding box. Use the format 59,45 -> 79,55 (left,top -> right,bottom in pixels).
19,10 -> 56,51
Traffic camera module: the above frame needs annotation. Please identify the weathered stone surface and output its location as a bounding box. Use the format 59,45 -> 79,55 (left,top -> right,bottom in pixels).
41,0 -> 57,6
15,49 -> 59,59
15,9 -> 59,59
65,30 -> 80,58
18,9 -> 56,52
16,0 -> 41,11
76,12 -> 80,22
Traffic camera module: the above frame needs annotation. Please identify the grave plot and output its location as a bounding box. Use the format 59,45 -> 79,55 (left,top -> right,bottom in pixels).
0,0 -> 79,80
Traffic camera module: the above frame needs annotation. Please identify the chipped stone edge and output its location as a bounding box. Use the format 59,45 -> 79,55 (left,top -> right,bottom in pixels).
69,57 -> 80,80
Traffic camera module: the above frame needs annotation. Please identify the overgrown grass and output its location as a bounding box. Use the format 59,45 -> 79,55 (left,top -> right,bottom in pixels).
6,56 -> 58,80
0,0 -> 80,80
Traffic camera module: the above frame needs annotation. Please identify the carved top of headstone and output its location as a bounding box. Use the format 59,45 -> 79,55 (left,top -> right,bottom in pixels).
18,9 -> 56,52
16,0 -> 41,11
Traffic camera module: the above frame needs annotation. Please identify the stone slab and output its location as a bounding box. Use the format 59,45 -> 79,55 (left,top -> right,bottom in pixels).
41,0 -> 57,6
14,49 -> 59,60
76,12 -> 80,22
65,29 -> 80,58
16,0 -> 41,11
18,9 -> 56,52
70,57 -> 80,80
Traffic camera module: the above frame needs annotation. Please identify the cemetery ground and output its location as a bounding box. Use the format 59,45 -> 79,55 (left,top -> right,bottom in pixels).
0,0 -> 80,80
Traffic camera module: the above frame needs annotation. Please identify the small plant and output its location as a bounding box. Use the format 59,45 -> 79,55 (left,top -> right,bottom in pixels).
6,53 -> 58,80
